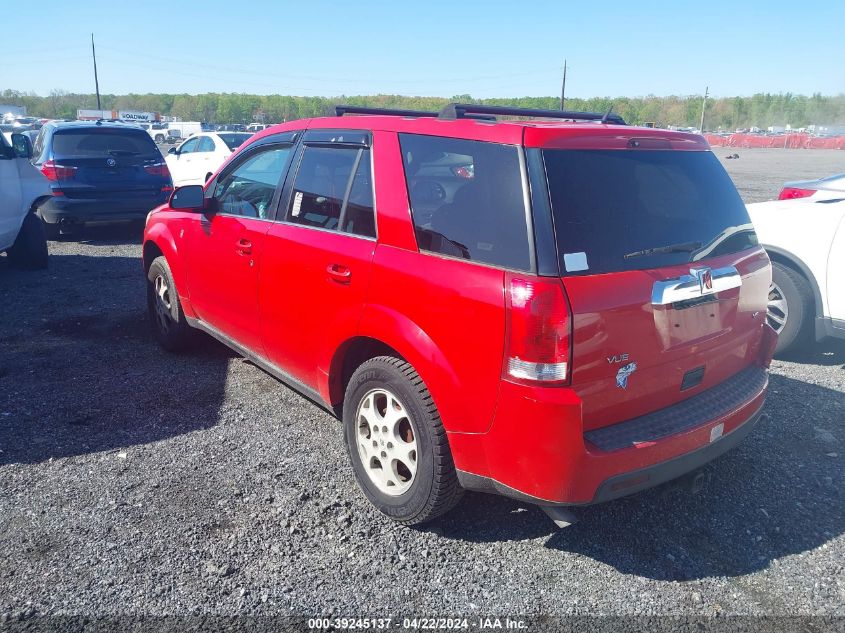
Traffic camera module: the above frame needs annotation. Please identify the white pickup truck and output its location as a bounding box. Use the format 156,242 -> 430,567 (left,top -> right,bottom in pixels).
0,133 -> 49,269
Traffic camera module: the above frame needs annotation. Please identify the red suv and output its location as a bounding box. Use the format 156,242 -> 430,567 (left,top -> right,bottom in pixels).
142,104 -> 777,526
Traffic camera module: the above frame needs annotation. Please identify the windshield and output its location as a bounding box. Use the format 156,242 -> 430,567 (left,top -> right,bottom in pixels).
543,149 -> 758,275
52,128 -> 160,158
218,133 -> 251,151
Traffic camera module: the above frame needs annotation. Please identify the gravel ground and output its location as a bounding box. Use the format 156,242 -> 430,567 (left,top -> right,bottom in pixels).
1,149 -> 844,625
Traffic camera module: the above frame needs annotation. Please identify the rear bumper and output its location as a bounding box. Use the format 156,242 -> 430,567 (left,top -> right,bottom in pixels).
38,195 -> 169,224
451,365 -> 768,506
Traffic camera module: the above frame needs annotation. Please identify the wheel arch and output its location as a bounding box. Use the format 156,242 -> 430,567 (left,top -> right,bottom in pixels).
764,244 -> 824,339
328,306 -> 472,432
142,225 -> 194,318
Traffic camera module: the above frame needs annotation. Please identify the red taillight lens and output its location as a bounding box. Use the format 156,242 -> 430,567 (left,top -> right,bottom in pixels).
503,274 -> 572,385
144,162 -> 170,178
778,187 -> 815,200
41,160 -> 77,181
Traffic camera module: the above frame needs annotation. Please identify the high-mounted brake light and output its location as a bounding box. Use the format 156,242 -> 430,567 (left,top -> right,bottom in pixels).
503,274 -> 572,385
40,160 -> 77,181
778,187 -> 814,200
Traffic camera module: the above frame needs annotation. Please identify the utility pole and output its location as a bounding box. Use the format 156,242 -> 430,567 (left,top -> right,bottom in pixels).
91,33 -> 101,110
699,85 -> 708,133
560,60 -> 567,110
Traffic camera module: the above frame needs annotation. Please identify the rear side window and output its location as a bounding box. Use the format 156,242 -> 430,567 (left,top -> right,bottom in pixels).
51,129 -> 159,158
543,150 -> 757,275
218,133 -> 250,151
286,146 -> 375,238
399,134 -> 530,271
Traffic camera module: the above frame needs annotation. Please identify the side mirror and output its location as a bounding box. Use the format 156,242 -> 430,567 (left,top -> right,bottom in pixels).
170,185 -> 206,211
10,133 -> 32,159
168,146 -> 178,155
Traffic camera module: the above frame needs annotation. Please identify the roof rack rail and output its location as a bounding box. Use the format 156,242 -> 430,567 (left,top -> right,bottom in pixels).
438,103 -> 627,125
334,104 -> 496,121
335,105 -> 437,118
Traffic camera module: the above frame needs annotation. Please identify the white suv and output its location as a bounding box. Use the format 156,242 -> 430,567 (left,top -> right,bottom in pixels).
747,197 -> 845,354
0,133 -> 49,269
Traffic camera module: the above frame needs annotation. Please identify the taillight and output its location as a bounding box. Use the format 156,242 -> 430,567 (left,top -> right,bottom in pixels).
41,160 -> 77,181
503,273 -> 572,385
144,162 -> 170,178
778,187 -> 815,200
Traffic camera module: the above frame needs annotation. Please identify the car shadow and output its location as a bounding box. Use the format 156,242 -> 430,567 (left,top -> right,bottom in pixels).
54,222 -> 146,247
0,252 -> 234,466
437,373 -> 844,581
777,338 -> 845,368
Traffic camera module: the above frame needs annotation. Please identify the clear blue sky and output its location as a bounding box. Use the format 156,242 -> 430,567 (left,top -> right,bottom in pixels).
4,0 -> 843,98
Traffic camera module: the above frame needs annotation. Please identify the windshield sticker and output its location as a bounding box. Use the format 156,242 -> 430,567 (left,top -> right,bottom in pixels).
564,252 -> 589,272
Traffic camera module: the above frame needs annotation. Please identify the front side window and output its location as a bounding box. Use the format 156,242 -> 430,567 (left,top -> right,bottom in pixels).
212,146 -> 292,219
399,134 -> 530,271
178,137 -> 199,154
286,145 -> 375,237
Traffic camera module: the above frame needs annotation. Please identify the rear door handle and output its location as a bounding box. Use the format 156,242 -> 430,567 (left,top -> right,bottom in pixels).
326,263 -> 351,284
236,238 -> 252,255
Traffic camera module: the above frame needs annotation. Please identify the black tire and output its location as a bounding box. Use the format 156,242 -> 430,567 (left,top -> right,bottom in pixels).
7,212 -> 48,270
36,209 -> 60,241
146,256 -> 195,352
343,356 -> 462,525
770,261 -> 813,355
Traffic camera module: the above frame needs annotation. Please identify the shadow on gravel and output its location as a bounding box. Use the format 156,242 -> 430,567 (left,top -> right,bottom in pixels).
52,222 -> 145,247
777,338 -> 845,368
0,252 -> 233,466
442,373 -> 844,581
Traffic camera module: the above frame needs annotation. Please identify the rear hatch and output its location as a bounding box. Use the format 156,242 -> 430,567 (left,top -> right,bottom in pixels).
50,127 -> 171,202
540,135 -> 770,431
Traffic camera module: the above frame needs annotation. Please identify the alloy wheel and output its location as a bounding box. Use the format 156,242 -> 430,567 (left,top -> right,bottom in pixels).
153,274 -> 173,334
355,388 -> 418,496
767,282 -> 789,334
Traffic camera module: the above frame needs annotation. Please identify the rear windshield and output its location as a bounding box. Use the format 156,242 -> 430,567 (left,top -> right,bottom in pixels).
218,133 -> 251,151
543,149 -> 757,274
52,128 -> 160,158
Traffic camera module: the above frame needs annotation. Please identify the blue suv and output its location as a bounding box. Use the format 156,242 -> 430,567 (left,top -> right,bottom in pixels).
31,121 -> 173,237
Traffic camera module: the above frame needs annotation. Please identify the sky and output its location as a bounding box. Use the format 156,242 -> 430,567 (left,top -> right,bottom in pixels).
4,0 -> 843,99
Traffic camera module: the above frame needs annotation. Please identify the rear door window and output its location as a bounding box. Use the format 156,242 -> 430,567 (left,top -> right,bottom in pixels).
51,128 -> 160,158
197,136 -> 216,152
399,134 -> 530,271
286,145 -> 376,238
543,149 -> 758,274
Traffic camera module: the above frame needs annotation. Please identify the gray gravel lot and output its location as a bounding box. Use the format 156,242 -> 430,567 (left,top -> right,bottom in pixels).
1,148 -> 844,623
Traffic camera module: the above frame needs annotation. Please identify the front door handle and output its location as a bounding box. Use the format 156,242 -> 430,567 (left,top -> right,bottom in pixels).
236,238 -> 252,255
326,263 -> 351,284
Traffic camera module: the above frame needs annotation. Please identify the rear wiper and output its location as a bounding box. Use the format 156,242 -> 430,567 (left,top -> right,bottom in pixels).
624,240 -> 702,259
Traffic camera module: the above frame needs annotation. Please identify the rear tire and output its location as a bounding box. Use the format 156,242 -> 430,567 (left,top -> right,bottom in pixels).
146,256 -> 195,352
343,356 -> 462,525
7,213 -> 48,270
769,261 -> 813,355
36,209 -> 60,241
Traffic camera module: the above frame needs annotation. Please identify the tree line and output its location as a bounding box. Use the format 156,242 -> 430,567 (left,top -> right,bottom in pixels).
3,89 -> 844,130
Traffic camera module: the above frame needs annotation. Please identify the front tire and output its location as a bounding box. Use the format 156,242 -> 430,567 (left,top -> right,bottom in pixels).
146,256 -> 195,352
343,357 -> 462,525
7,212 -> 48,270
769,261 -> 813,355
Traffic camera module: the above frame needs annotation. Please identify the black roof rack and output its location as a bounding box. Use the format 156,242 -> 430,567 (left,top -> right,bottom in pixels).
333,103 -> 625,125
439,103 -> 626,125
335,105 -> 437,118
